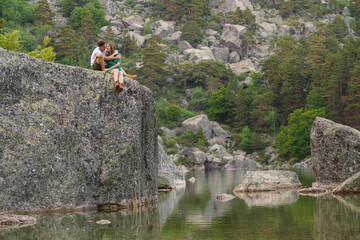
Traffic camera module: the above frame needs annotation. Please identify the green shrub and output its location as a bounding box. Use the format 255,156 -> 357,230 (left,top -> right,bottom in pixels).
164,138 -> 176,148
174,156 -> 192,166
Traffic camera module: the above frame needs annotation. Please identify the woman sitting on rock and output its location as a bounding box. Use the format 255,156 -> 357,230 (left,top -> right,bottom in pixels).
104,43 -> 136,92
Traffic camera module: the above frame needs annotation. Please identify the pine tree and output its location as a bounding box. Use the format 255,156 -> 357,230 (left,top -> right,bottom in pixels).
56,25 -> 78,60
344,63 -> 360,129
104,24 -> 115,43
181,20 -> 204,47
78,14 -> 96,45
34,0 -> 54,26
138,35 -> 168,91
0,19 -> 4,34
328,15 -> 348,40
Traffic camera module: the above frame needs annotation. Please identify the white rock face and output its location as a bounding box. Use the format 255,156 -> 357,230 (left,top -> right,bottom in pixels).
122,16 -> 145,28
278,25 -> 296,36
220,24 -> 247,55
183,47 -> 216,64
219,0 -> 253,13
127,32 -> 146,48
229,59 -> 256,75
182,114 -> 212,139
229,51 -> 240,63
166,31 -> 182,45
259,23 -> 278,38
154,20 -> 176,38
211,47 -> 230,63
178,41 -> 193,52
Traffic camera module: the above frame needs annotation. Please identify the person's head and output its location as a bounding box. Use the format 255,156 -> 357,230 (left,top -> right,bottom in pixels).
106,43 -> 116,56
98,40 -> 106,51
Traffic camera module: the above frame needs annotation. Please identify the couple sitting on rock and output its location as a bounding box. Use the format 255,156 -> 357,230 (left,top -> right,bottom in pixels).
91,40 -> 136,92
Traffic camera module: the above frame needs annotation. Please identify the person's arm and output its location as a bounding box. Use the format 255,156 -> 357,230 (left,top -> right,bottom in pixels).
103,62 -> 120,72
104,52 -> 121,61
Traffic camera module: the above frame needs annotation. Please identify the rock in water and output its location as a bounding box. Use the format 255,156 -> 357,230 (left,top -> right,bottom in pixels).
96,220 -> 111,225
0,49 -> 158,212
311,117 -> 360,189
216,193 -> 235,202
158,143 -> 185,190
233,170 -> 302,192
188,177 -> 196,183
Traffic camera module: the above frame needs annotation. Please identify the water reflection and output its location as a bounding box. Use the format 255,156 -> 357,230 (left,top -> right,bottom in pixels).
234,190 -> 299,207
2,169 -> 360,240
315,194 -> 360,240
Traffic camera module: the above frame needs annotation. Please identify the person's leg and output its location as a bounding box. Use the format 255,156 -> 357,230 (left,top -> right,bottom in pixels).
111,69 -> 120,91
95,54 -> 105,71
121,69 -> 137,79
118,71 -> 124,92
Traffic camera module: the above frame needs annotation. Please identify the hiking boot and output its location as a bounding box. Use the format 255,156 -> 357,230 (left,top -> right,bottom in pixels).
119,82 -> 124,92
115,81 -> 120,91
126,74 -> 137,79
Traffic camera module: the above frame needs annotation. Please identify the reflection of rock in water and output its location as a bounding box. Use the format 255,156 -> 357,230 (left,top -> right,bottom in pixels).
0,214 -> 37,230
158,185 -> 186,228
234,190 -> 299,207
0,208 -> 161,239
315,195 -> 360,240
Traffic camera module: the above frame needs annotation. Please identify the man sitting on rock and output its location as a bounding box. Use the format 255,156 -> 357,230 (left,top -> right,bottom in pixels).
90,40 -> 137,79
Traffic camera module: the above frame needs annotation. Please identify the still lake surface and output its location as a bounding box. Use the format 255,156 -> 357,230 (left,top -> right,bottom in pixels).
1,168 -> 360,240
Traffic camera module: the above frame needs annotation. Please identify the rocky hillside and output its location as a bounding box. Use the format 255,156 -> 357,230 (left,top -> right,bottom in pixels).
0,47 -> 158,212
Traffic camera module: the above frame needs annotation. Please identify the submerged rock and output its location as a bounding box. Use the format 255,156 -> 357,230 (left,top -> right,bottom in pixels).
298,187 -> 328,197
0,49 -> 158,212
311,117 -> 360,189
216,193 -> 235,202
233,170 -> 302,192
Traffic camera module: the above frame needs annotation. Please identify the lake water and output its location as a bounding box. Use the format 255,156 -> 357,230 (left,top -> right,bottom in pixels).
1,169 -> 360,240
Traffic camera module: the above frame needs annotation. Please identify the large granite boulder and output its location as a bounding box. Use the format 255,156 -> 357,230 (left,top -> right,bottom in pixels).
183,47 -> 216,64
258,22 -> 278,38
311,117 -> 360,189
178,40 -> 193,52
181,114 -> 212,139
223,155 -> 259,170
154,20 -> 176,38
220,24 -> 247,56
127,31 -> 146,48
211,47 -> 230,63
229,59 -> 256,75
0,49 -> 158,212
233,170 -> 302,192
178,147 -> 208,165
166,31 -> 182,45
122,16 -> 145,28
158,143 -> 185,190
219,0 -> 253,12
